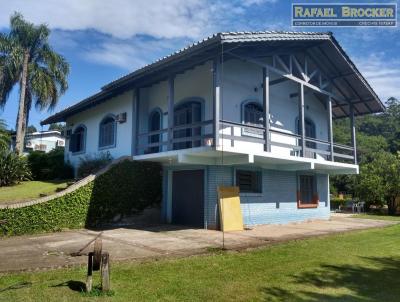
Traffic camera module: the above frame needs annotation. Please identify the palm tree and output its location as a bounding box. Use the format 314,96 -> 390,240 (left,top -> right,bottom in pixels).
0,119 -> 10,151
0,13 -> 69,154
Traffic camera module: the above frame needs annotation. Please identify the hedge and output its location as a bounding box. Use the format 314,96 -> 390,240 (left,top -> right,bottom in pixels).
0,160 -> 162,236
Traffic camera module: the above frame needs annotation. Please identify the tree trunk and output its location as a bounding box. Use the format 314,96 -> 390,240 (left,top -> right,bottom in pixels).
15,50 -> 29,154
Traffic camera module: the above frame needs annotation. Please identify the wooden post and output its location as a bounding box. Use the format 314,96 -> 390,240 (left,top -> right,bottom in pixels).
328,96 -> 334,161
101,252 -> 110,291
213,57 -> 221,148
168,76 -> 175,151
350,104 -> 357,164
263,67 -> 270,152
86,252 -> 93,293
299,84 -> 305,157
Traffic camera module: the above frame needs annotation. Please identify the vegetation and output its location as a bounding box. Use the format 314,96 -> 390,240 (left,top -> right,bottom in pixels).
0,150 -> 31,186
332,97 -> 400,214
355,152 -> 400,214
0,160 -> 162,236
77,152 -> 112,178
0,13 -> 69,154
352,213 -> 400,222
48,123 -> 65,132
0,118 -> 10,151
0,225 -> 399,301
27,147 -> 73,180
26,125 -> 37,133
0,180 -> 69,203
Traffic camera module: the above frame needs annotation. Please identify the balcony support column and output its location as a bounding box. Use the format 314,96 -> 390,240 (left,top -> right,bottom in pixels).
328,96 -> 334,161
168,76 -> 175,151
298,84 -> 305,157
263,67 -> 271,152
213,57 -> 221,148
133,88 -> 140,155
350,104 -> 357,164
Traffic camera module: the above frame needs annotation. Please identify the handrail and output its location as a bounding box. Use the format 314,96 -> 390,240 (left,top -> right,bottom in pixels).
138,119 -> 213,138
220,119 -> 265,131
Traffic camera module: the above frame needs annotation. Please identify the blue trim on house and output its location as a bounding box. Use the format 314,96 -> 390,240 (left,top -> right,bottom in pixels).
98,114 -> 117,150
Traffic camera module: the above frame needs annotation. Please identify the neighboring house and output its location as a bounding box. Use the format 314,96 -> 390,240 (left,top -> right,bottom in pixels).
41,32 -> 384,229
10,130 -> 65,154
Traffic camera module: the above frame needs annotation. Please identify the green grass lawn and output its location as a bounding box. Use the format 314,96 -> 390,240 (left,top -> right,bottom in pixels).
352,213 -> 400,221
0,181 -> 70,203
0,225 -> 399,302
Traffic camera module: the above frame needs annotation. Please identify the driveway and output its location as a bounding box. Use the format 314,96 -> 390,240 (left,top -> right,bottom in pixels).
0,215 -> 396,273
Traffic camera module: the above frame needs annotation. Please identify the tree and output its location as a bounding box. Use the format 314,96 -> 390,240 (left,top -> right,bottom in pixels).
48,122 -> 65,132
0,13 -> 69,154
26,125 -> 37,133
0,119 -> 10,151
355,152 -> 400,215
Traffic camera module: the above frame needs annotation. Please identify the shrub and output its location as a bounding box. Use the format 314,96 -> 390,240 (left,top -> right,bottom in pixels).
330,197 -> 353,211
87,160 -> 162,225
28,147 -> 73,180
77,152 -> 112,178
0,151 -> 31,186
0,160 -> 162,236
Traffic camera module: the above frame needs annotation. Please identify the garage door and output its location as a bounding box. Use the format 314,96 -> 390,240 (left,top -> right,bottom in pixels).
172,170 -> 204,227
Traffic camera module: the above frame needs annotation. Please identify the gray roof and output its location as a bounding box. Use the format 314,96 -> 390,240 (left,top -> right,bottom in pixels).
41,31 -> 384,125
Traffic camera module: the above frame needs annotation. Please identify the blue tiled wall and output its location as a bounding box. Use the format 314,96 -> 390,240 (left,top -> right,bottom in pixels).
163,165 -> 330,228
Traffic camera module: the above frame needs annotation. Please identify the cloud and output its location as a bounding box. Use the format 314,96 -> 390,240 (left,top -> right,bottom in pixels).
0,0 -> 212,39
354,53 -> 400,102
82,37 -> 188,71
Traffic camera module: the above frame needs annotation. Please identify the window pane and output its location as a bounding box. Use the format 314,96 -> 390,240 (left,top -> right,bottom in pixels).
300,175 -> 315,204
236,170 -> 262,193
99,118 -> 115,147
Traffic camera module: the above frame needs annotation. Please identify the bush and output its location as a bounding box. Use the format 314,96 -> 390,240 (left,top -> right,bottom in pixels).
0,160 -> 162,236
330,197 -> 353,211
77,152 -> 112,178
0,151 -> 31,186
87,160 -> 162,225
28,147 -> 73,180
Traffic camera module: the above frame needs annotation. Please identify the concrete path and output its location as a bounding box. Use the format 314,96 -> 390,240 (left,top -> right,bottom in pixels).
0,215 -> 396,273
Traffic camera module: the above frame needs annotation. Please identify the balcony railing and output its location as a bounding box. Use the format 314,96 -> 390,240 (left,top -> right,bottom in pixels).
135,119 -> 355,164
219,120 -> 355,163
136,119 -> 214,154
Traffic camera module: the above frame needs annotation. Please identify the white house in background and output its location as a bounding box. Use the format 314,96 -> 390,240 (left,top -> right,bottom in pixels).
41,32 -> 384,229
10,130 -> 65,154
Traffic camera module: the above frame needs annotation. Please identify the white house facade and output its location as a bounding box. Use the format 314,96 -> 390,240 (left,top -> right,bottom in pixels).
42,32 -> 385,229
10,130 -> 65,154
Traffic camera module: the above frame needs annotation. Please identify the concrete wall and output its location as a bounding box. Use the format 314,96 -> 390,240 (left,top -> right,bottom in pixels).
65,90 -> 134,168
163,165 -> 330,229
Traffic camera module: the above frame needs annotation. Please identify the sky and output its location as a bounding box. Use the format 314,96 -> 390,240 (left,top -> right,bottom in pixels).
0,0 -> 399,130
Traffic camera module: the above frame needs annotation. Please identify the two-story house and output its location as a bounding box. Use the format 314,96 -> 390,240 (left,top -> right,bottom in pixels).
41,32 -> 384,229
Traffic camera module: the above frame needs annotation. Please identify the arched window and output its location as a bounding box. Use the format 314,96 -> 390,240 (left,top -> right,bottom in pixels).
148,109 -> 162,153
244,102 -> 263,126
173,100 -> 202,150
242,101 -> 263,138
69,125 -> 86,153
99,115 -> 116,148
